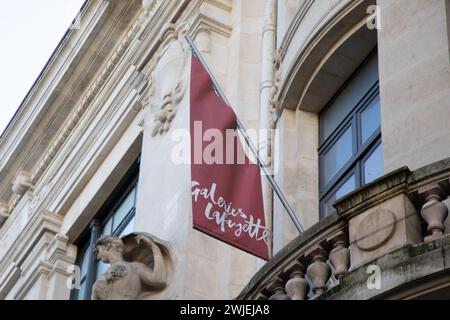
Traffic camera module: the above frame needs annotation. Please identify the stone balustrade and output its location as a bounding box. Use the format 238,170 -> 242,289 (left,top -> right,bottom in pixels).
238,158 -> 450,300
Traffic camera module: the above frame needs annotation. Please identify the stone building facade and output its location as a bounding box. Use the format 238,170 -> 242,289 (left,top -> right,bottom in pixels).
1,0 -> 450,300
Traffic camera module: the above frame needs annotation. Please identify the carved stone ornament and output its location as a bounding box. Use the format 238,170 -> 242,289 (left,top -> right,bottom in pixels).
91,232 -> 168,300
142,0 -> 159,11
355,209 -> 396,251
144,23 -> 190,137
12,171 -> 33,196
195,26 -> 212,53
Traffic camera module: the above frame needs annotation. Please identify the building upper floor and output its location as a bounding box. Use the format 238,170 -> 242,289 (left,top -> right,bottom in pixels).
0,0 -> 450,299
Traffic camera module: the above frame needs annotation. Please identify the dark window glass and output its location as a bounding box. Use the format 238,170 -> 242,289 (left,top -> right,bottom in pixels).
71,159 -> 139,300
322,126 -> 353,186
319,51 -> 382,218
322,173 -> 356,217
361,96 -> 381,144
364,143 -> 383,184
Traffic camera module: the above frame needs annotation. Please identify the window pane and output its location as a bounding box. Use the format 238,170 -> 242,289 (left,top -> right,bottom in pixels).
118,215 -> 135,238
336,175 -> 357,199
364,144 -> 383,184
320,53 -> 379,143
324,175 -> 356,216
103,217 -> 113,235
77,279 -> 86,300
80,247 -> 90,278
322,127 -> 353,185
361,96 -> 380,144
96,261 -> 109,278
112,187 -> 136,232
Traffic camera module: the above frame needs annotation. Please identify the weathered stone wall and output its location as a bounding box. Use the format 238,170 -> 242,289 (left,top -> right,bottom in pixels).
378,0 -> 450,172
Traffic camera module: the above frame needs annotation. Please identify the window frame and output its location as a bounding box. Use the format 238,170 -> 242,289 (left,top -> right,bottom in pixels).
70,158 -> 140,300
319,81 -> 381,218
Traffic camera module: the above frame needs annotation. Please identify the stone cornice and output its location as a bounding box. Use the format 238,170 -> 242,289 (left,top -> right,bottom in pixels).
334,167 -> 411,219
0,0 -> 147,209
0,210 -> 62,289
0,1 -> 163,220
0,0 -> 111,201
29,2 -> 152,187
0,0 -> 213,232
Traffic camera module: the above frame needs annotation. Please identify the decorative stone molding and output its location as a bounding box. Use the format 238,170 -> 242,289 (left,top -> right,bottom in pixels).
278,0 -> 315,59
189,4 -> 233,39
142,0 -> 159,12
12,171 -> 33,196
418,183 -> 449,241
29,3 -> 160,187
334,167 -> 410,217
278,0 -> 378,112
0,262 -> 21,300
266,51 -> 283,160
131,69 -> 149,96
143,22 -> 190,137
269,52 -> 282,113
284,261 -> 309,300
306,245 -> 331,296
0,202 -> 9,227
195,26 -> 212,53
354,209 -> 396,251
29,178 -> 56,214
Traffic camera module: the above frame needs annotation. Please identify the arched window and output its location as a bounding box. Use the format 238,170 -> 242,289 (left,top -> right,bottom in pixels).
319,51 -> 382,218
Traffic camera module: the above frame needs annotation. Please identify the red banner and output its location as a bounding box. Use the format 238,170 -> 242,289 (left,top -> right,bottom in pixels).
189,54 -> 270,260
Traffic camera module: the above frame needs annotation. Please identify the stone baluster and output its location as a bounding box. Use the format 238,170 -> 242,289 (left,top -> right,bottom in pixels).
256,293 -> 269,300
267,277 -> 291,300
418,184 -> 449,241
327,231 -> 350,280
306,245 -> 331,296
284,261 -> 309,300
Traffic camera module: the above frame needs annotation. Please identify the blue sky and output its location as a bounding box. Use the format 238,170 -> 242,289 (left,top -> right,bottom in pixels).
0,0 -> 85,136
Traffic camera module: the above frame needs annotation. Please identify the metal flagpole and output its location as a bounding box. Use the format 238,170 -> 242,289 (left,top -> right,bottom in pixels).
186,36 -> 304,234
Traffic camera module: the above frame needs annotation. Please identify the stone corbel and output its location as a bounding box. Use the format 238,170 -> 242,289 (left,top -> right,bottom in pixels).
195,26 -> 212,53
12,171 -> 33,197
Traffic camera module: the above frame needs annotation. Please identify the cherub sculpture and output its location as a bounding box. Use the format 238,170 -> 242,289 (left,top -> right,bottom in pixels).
91,233 -> 167,300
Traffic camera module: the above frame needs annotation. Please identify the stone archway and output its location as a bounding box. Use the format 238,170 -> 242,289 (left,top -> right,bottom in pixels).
278,0 -> 377,112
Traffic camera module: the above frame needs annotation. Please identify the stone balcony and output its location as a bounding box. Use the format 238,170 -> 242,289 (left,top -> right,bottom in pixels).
238,158 -> 450,300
